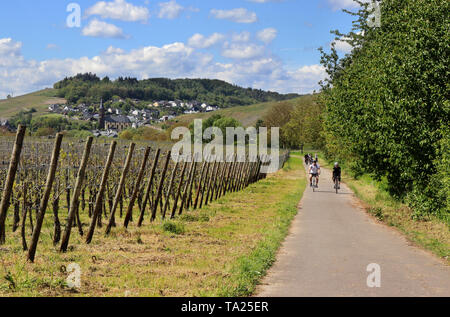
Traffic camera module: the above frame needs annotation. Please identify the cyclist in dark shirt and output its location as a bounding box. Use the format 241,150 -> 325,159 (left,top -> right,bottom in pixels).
333,162 -> 341,189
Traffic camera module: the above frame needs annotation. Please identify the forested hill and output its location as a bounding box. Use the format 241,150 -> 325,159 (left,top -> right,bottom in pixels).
53,74 -> 300,108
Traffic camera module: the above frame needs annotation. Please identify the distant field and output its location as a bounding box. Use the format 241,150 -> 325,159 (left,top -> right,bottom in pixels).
169,95 -> 314,128
0,89 -> 66,118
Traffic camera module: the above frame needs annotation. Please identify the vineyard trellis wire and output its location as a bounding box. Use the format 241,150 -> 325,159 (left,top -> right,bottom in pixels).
0,125 -> 289,262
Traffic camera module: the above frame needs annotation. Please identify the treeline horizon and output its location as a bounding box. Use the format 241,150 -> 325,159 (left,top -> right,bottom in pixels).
53,74 -> 300,108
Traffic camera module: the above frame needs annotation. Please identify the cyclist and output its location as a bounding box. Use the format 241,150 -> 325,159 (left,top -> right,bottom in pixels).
304,154 -> 310,165
332,162 -> 341,189
309,160 -> 321,187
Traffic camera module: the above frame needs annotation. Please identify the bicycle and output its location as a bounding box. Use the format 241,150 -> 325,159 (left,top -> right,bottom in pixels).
334,177 -> 340,194
311,174 -> 318,192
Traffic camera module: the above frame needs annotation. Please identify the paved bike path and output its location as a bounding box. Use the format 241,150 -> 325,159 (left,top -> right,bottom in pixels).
256,164 -> 450,297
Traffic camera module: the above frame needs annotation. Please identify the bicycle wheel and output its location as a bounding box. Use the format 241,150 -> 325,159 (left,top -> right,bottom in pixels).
335,179 -> 339,194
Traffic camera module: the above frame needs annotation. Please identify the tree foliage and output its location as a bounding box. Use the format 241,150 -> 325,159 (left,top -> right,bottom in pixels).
54,74 -> 299,108
262,96 -> 324,149
319,0 -> 449,218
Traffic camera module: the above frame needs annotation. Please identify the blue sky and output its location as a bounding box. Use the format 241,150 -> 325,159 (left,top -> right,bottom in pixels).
0,0 -> 362,98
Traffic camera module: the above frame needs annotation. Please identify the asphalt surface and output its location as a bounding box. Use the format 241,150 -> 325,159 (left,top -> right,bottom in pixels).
257,164 -> 450,297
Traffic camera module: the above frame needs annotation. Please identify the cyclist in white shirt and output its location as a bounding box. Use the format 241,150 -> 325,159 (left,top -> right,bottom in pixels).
309,160 -> 321,187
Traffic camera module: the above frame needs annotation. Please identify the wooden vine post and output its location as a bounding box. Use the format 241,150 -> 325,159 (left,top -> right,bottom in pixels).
27,133 -> 63,262
151,151 -> 171,221
162,161 -> 179,219
178,157 -> 195,215
124,146 -> 151,228
185,159 -> 198,210
138,148 -> 161,227
86,141 -> 117,244
171,161 -> 188,219
0,125 -> 26,244
198,161 -> 212,209
105,143 -> 135,235
60,136 -> 94,252
207,161 -> 220,204
193,161 -> 207,210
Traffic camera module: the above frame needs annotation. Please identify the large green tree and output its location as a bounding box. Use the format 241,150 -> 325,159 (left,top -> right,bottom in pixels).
320,0 -> 449,217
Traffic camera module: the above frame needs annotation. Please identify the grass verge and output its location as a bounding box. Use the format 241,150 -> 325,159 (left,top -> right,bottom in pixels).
319,153 -> 449,261
0,155 -> 305,297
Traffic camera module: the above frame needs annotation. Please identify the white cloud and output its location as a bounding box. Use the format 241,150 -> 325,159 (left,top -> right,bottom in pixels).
104,46 -> 125,55
188,33 -> 225,49
0,38 -> 22,61
210,8 -> 257,23
0,37 -> 325,99
82,19 -> 127,39
231,31 -> 251,43
86,0 -> 149,22
222,43 -> 265,60
158,0 -> 184,19
284,64 -> 327,93
256,28 -> 277,44
333,38 -> 353,53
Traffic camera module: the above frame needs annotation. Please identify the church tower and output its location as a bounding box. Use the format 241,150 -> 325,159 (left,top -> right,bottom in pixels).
98,99 -> 105,130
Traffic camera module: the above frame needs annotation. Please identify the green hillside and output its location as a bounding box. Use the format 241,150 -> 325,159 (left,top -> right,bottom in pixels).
169,95 -> 315,128
54,74 -> 299,108
0,89 -> 66,118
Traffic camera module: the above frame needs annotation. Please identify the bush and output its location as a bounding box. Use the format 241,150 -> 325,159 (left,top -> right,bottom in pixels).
162,221 -> 185,235
34,127 -> 55,137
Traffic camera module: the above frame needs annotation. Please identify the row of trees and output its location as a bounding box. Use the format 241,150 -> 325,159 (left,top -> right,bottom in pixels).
54,74 -> 299,108
9,111 -> 94,136
319,0 -> 449,219
260,96 -> 324,149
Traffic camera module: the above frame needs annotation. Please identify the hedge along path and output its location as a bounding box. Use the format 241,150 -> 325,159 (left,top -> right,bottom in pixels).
0,125 -> 26,244
124,146 -> 151,228
60,136 -> 94,253
105,143 -> 135,235
27,133 -> 63,262
85,141 -> 117,244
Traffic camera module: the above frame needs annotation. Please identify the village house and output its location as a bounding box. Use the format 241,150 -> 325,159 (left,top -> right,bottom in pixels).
159,115 -> 175,122
206,105 -> 218,112
104,115 -> 132,131
92,129 -> 119,138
